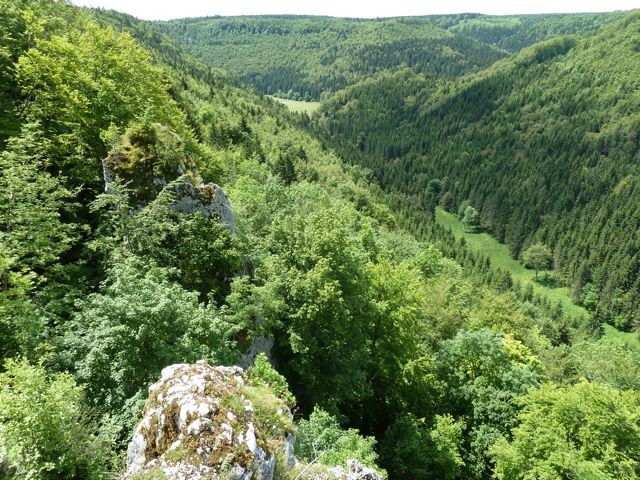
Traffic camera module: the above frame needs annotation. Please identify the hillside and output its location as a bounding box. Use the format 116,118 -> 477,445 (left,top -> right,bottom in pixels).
1,2 -> 640,480
317,12 -> 640,331
155,13 -> 621,101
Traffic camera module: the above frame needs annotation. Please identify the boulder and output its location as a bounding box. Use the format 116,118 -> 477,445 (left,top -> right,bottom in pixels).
123,361 -> 292,480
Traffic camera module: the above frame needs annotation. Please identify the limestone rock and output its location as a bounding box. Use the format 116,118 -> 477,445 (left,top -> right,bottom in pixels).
240,336 -> 275,369
123,361 -> 290,480
172,179 -> 235,232
284,433 -> 297,470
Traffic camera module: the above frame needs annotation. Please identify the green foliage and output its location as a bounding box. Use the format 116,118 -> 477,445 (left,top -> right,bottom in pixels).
296,407 -> 381,471
64,256 -> 239,435
157,13 -> 621,101
0,359 -> 115,479
433,329 -> 540,478
490,382 -> 640,479
0,124 -> 78,360
157,16 -> 506,100
91,178 -> 242,301
570,338 -> 640,390
521,243 -> 553,280
0,124 -> 77,275
7,0 -> 189,188
265,207 -> 373,410
2,4 -> 639,480
248,353 -> 296,406
381,414 -> 463,480
462,206 -> 480,231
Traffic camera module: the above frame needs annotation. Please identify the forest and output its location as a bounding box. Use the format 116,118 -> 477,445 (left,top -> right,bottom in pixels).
314,12 -> 640,332
155,13 -> 622,101
1,1 -> 639,479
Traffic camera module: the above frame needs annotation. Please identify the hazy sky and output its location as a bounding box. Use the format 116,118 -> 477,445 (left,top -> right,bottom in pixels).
70,0 -> 639,21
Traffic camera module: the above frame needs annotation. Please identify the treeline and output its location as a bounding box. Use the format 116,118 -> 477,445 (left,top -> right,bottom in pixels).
1,2 -> 640,480
316,13 -> 640,331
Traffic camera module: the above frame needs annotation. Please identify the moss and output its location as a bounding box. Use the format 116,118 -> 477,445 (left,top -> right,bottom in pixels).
243,385 -> 295,434
128,468 -> 169,480
104,122 -> 199,206
221,393 -> 245,418
141,400 -> 181,461
163,445 -> 192,464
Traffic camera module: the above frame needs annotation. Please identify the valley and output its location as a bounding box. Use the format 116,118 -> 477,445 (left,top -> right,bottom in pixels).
1,2 -> 640,480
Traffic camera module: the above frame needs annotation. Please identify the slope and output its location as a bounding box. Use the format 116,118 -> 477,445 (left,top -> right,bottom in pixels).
155,13 -> 622,101
317,11 -> 640,329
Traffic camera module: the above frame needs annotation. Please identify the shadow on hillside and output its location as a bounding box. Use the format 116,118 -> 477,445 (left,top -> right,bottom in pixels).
534,273 -> 563,288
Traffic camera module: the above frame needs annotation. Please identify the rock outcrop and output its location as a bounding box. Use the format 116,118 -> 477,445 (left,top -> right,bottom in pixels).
124,361 -> 293,480
102,122 -> 234,231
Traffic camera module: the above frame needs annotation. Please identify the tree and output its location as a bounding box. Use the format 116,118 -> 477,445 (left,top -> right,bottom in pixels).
457,199 -> 471,219
272,150 -> 297,185
265,207 -> 372,411
490,382 -> 640,480
15,10 -> 188,187
381,414 -> 463,480
433,329 -> 540,478
440,191 -> 455,212
64,256 -> 239,436
0,124 -> 77,360
0,359 -> 114,479
425,179 -> 442,218
522,243 -> 553,280
462,205 -> 479,231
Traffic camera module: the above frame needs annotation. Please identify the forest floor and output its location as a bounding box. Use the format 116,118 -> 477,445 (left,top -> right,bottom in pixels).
435,207 -> 640,348
267,96 -> 321,114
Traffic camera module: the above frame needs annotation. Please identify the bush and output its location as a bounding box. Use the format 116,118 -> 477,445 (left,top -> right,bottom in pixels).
296,407 -> 381,472
248,353 -> 296,406
0,359 -> 114,479
64,256 -> 239,438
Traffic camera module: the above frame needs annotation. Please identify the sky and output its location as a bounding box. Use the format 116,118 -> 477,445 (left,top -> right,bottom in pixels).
70,0 -> 640,21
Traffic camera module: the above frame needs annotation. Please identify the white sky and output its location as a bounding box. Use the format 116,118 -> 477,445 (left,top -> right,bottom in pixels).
70,0 -> 640,21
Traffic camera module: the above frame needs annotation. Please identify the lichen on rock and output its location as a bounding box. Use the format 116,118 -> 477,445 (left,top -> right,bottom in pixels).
123,361 -> 294,480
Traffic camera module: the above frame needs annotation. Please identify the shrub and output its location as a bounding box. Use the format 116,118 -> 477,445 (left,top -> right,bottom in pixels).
0,359 -> 114,479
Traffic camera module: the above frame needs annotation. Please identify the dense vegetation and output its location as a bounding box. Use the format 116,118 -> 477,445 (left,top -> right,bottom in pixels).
155,13 -> 621,100
1,2 -> 639,479
316,12 -> 640,333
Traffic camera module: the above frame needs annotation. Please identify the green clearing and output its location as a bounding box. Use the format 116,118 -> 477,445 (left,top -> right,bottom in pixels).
602,324 -> 640,349
267,96 -> 321,114
436,207 -> 587,318
436,207 -> 640,347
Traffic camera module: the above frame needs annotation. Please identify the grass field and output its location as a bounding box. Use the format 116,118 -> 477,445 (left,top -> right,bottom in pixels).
267,96 -> 321,114
435,207 -> 640,347
436,207 -> 587,318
